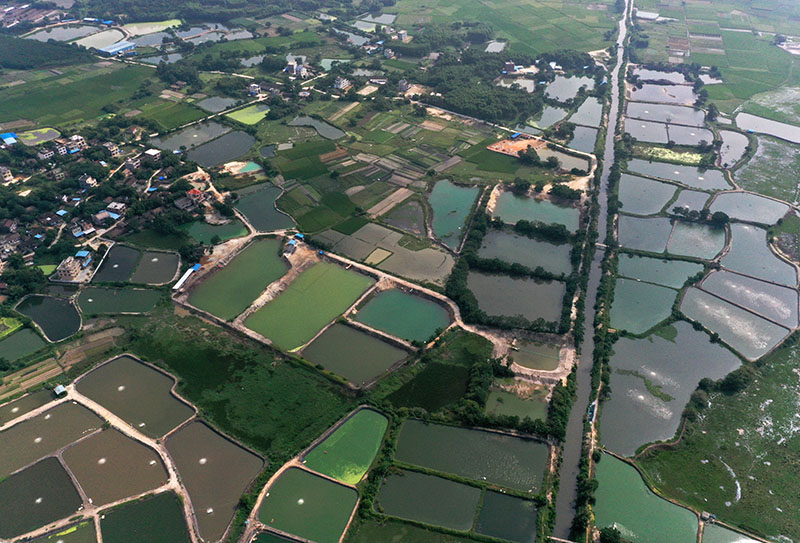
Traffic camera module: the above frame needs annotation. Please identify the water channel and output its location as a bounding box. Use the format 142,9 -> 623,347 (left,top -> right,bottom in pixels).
552,0 -> 629,537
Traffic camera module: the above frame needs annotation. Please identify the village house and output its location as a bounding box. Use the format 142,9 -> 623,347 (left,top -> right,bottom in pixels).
125,156 -> 141,170
37,149 -> 55,160
0,166 -> 13,183
102,142 -> 122,157
144,148 -> 161,162
334,77 -> 352,91
78,173 -> 97,190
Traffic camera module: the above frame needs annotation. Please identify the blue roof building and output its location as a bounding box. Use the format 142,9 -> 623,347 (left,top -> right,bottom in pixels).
0,133 -> 17,145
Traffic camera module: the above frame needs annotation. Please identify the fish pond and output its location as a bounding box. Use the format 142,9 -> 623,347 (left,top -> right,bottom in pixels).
303,408 -> 388,484
30,521 -> 96,543
288,116 -> 345,139
100,491 -> 190,543
629,84 -> 697,105
180,219 -> 248,244
599,321 -> 741,456
74,29 -> 125,49
0,401 -> 101,477
485,388 -> 548,421
545,75 -> 594,102
718,130 -> 749,167
631,68 -> 688,84
617,215 -> 672,253
257,467 -> 357,543
189,238 -> 288,321
609,278 -> 676,334
617,254 -> 703,288
709,192 -> 789,225
703,525 -> 760,543
376,469 -> 480,531
0,390 -> 52,426
302,323 -> 407,386
151,121 -> 230,151
0,328 -> 46,362
567,126 -> 598,153
0,457 -> 82,539
722,224 -> 796,286
395,420 -> 548,492
234,183 -> 294,232
167,421 -> 263,542
671,189 -> 709,212
626,159 -> 729,191
492,192 -> 579,231
16,295 -> 80,342
668,125 -> 714,146
617,173 -> 676,215
701,270 -> 798,328
353,289 -> 451,343
467,271 -> 565,323
63,428 -> 168,506
475,491 -> 538,543
735,112 -> 800,144
26,25 -> 98,42
77,287 -> 159,315
187,131 -> 256,167
510,341 -> 561,371
667,222 -> 726,259
76,355 -> 193,438
681,288 -> 790,360
568,97 -> 603,127
529,105 -> 568,129
626,102 -> 705,126
478,230 -> 573,276
244,262 -> 375,350
93,245 -> 141,282
428,180 -> 479,250
195,96 -> 237,113
625,118 -> 668,143
386,363 -> 470,412
594,454 -> 697,543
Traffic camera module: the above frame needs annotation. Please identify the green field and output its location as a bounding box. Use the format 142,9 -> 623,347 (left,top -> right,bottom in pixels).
189,238 -> 288,321
136,100 -> 206,131
243,261 -> 375,350
0,64 -> 152,125
226,103 -> 270,125
303,408 -> 388,484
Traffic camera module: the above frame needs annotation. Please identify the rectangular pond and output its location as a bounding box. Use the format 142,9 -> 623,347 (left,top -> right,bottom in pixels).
478,229 -> 573,276
718,130 -> 749,168
629,84 -> 697,105
617,254 -> 703,288
0,390 -> 52,426
567,126 -> 598,154
130,251 -> 179,284
722,224 -> 797,287
77,287 -> 160,315
467,271 -> 565,323
631,68 -> 688,84
353,288 -> 451,343
609,278 -> 676,335
94,245 -> 141,282
189,238 -> 288,321
303,408 -> 388,484
667,221 -> 725,260
428,180 -> 480,250
510,341 -> 561,371
671,189 -> 709,212
76,355 -> 193,438
151,121 -> 230,151
567,97 -> 603,127
485,388 -> 547,422
386,363 -> 470,412
186,131 -> 256,167
668,124 -> 714,146
701,270 -> 798,328
625,118 -> 668,143
709,192 -> 789,225
234,183 -> 294,232
181,219 -> 248,244
0,328 -> 46,362
395,420 -> 548,492
492,191 -> 579,231
626,158 -> 730,191
626,102 -> 705,126
376,469 -> 480,531
302,323 -> 407,386
545,75 -> 595,102
735,112 -> 800,144
617,173 -> 677,215
617,215 -> 672,253
244,262 -> 375,350
257,467 -> 357,543
166,421 -> 264,542
680,288 -> 790,361
100,491 -> 190,543
475,490 -> 538,543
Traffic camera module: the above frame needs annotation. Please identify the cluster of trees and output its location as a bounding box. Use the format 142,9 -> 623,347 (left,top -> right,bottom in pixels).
0,254 -> 45,300
0,35 -> 91,69
155,61 -> 201,88
670,207 -> 729,227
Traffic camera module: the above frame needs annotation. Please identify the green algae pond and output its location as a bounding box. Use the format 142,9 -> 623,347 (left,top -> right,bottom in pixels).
609,278 -> 676,334
428,180 -> 480,249
77,287 -> 160,315
76,355 -> 193,438
0,390 -> 52,426
235,183 -> 294,232
63,429 -> 168,506
617,254 -> 703,288
0,328 -> 46,362
492,192 -> 580,231
475,490 -> 538,543
244,261 -> 375,350
93,245 -> 141,282
16,295 -> 81,342
467,271 -> 565,323
129,251 -> 179,284
258,467 -> 357,543
181,219 -> 248,244
594,454 -> 697,543
376,469 -> 480,531
485,388 -> 547,421
478,230 -> 573,276
0,457 -> 82,539
166,421 -> 264,542
30,521 -> 97,543
599,321 -> 741,457
100,492 -> 190,543
395,420 -> 548,492
302,323 -> 407,386
303,408 -> 388,484
510,341 -> 561,371
0,402 -> 102,477
189,238 -> 288,321
353,288 -> 451,343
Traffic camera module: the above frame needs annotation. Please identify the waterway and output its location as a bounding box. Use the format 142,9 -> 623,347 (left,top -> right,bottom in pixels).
552,0 -> 629,537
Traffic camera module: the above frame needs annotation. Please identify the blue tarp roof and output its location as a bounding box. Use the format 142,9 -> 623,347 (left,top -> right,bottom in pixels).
55,210 -> 68,216
191,264 -> 202,271
108,212 -> 120,220
75,250 -> 90,258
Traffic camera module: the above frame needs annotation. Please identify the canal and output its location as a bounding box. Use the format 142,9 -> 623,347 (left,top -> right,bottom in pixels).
552,0 -> 630,538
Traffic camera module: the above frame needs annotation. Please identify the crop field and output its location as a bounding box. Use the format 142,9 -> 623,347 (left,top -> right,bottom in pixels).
0,64 -> 152,126
189,238 -> 288,321
244,262 -> 375,350
135,99 -> 206,131
226,103 -> 270,125
638,337 -> 800,540
303,408 -> 388,484
388,0 -> 618,55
